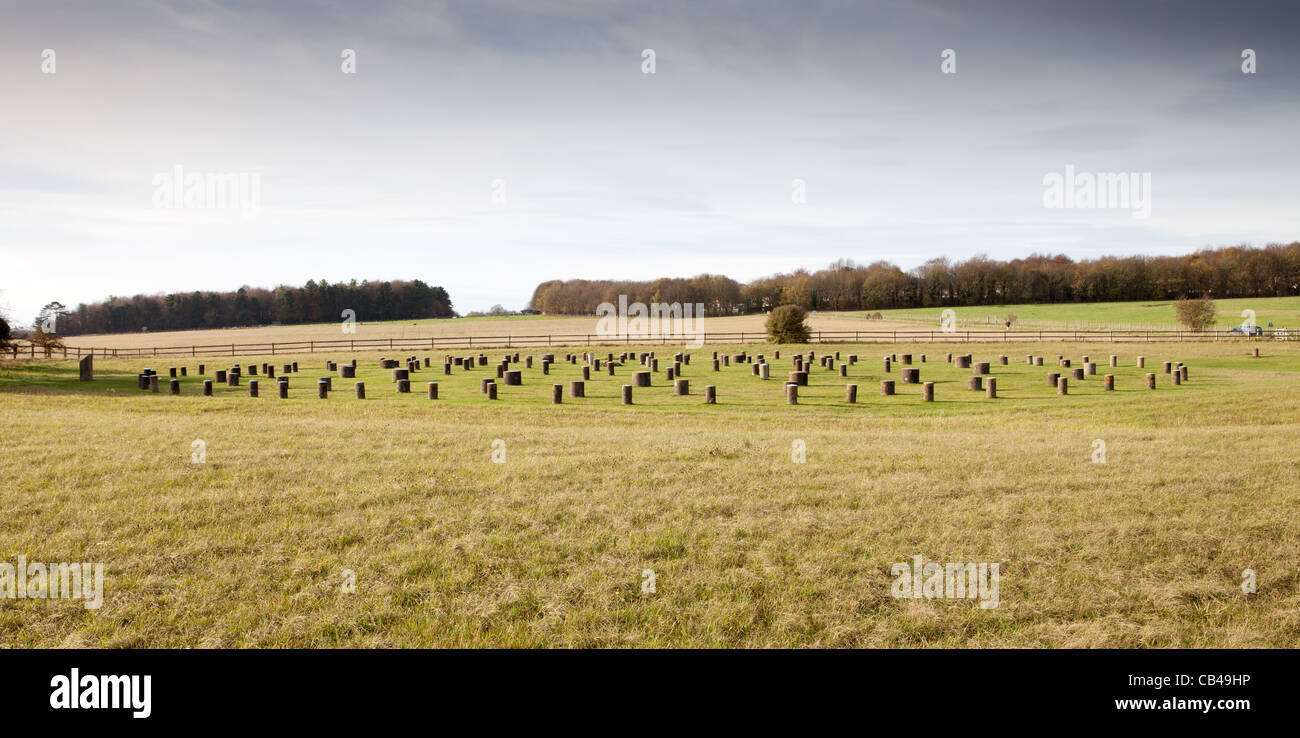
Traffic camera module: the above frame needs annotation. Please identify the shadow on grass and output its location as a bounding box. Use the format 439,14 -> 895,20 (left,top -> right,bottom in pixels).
0,362 -> 153,397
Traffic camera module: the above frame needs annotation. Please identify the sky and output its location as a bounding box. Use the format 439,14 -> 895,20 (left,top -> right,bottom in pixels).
1,0 -> 1298,324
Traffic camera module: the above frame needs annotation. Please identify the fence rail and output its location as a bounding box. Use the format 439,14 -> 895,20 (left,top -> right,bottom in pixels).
6,328 -> 1293,360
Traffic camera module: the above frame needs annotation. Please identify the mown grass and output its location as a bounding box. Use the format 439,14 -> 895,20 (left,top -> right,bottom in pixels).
1,340 -> 1297,647
867,295 -> 1300,330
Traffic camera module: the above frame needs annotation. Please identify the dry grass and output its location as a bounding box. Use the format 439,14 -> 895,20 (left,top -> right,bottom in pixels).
1,341 -> 1297,647
58,313 -> 907,350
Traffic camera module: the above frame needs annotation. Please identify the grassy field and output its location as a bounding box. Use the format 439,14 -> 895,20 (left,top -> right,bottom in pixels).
864,296 -> 1300,331
2,337 -> 1297,647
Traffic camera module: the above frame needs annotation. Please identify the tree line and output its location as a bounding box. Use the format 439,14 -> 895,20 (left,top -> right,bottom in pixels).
530,275 -> 743,317
49,279 -> 454,336
528,243 -> 1300,315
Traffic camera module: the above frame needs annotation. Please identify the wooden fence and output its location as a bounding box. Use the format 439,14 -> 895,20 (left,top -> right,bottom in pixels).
5,328 -> 1291,360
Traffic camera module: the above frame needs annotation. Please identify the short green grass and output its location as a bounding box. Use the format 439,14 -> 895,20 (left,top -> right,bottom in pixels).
860,295 -> 1300,330
1,340 -> 1298,647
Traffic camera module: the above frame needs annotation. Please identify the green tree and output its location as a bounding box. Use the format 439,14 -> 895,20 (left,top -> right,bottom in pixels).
766,304 -> 811,343
232,287 -> 251,326
0,313 -> 11,355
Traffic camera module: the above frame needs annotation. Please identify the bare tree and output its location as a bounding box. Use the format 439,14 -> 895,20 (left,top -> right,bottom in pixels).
29,327 -> 64,357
